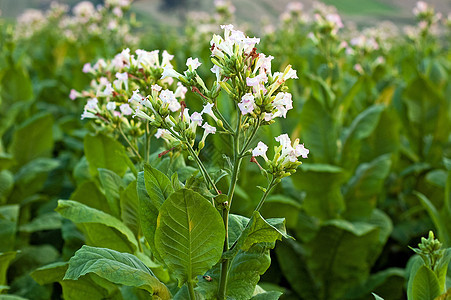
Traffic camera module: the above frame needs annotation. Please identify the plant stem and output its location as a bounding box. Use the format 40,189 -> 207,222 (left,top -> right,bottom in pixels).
254,177 -> 277,212
118,123 -> 142,160
187,280 -> 196,300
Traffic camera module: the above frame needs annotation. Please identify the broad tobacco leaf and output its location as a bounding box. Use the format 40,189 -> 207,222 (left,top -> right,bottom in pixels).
138,164 -> 174,263
197,214 -> 288,300
154,189 -> 224,287
64,246 -> 171,299
84,133 -> 130,177
56,200 -> 138,253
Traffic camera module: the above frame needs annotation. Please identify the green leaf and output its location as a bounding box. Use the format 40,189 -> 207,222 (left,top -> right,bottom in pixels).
435,248 -> 451,291
0,170 -> 14,204
340,104 -> 385,169
372,293 -> 385,300
276,240 -> 319,299
31,262 -> 68,285
0,295 -> 28,300
260,195 -> 302,229
197,243 -> 273,299
305,220 -> 380,299
138,165 -> 174,263
0,251 -> 17,286
154,189 -> 224,286
230,211 -> 289,253
414,191 -> 451,247
0,205 -> 19,251
11,158 -> 60,201
345,268 -> 405,299
70,180 -> 110,214
299,98 -> 338,164
120,180 -> 140,237
0,153 -> 14,171
251,291 -> 283,300
84,133 -> 129,177
19,212 -> 61,233
343,154 -> 392,220
411,265 -> 441,300
292,164 -> 346,220
98,168 -> 125,218
144,163 -> 174,208
8,113 -> 53,167
64,246 -> 170,299
56,200 -> 138,253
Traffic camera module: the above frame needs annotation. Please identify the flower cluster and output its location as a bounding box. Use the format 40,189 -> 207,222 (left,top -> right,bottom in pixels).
16,0 -> 135,45
252,134 -> 309,178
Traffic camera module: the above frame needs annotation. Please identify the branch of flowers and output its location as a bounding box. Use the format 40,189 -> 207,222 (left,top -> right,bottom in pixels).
118,123 -> 142,160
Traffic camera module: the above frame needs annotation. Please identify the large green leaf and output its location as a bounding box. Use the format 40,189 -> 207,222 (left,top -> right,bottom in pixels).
84,133 -> 129,177
0,251 -> 17,286
154,189 -> 224,286
411,265 -> 441,300
343,154 -> 392,220
144,164 -> 174,208
299,98 -> 338,164
8,113 -> 53,168
10,158 -> 60,202
64,246 -> 170,299
0,205 -> 19,252
120,180 -> 140,237
56,200 -> 138,252
276,240 -> 319,299
251,291 -> 283,300
138,165 -> 174,263
260,195 -> 302,229
228,211 -> 289,254
292,163 -> 346,220
70,180 -> 110,214
31,261 -> 123,300
0,170 -> 13,204
340,104 -> 385,169
98,168 -> 125,218
19,212 -> 62,233
305,219 -> 381,300
197,242 -> 274,299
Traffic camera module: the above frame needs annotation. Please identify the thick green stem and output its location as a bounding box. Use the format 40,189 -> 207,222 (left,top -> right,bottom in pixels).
187,280 -> 196,300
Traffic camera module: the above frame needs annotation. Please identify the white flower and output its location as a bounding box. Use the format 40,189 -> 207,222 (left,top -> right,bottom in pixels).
190,112 -> 203,125
151,84 -> 162,92
201,103 -> 218,122
114,72 -> 128,90
129,89 -> 144,104
161,66 -> 182,80
160,89 -> 181,112
252,141 -> 268,161
120,103 -> 133,115
174,82 -> 188,99
161,50 -> 174,67
202,123 -> 216,134
238,93 -> 255,115
211,65 -> 221,81
295,143 -> 309,159
133,108 -> 154,121
135,49 -> 159,68
106,102 -> 116,111
98,83 -> 113,97
186,57 -> 202,71
82,63 -> 93,73
86,98 -> 99,110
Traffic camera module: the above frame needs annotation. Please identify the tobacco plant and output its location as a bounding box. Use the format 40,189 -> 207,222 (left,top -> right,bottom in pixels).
31,25 -> 308,299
